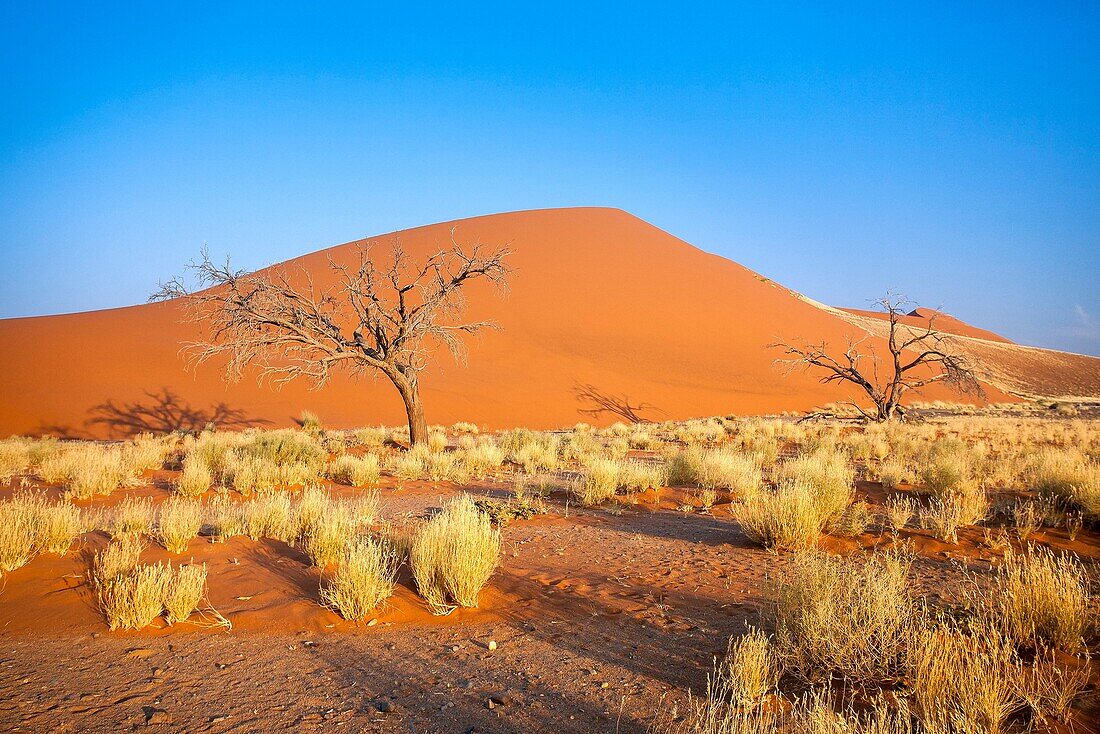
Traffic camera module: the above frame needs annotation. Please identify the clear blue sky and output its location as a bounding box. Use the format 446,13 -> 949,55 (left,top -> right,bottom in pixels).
2,2 -> 1098,354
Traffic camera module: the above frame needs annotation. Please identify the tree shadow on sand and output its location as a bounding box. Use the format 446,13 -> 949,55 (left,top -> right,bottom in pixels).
83,387 -> 271,437
572,382 -> 664,424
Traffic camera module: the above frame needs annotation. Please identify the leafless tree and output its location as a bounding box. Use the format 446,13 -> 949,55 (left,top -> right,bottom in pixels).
572,383 -> 661,423
152,234 -> 510,446
771,295 -> 984,421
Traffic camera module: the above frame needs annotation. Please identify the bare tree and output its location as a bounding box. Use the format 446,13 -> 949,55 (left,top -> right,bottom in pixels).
771,295 -> 984,421
152,235 -> 510,446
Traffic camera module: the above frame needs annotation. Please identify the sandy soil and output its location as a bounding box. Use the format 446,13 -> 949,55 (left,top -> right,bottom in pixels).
3,472 -> 1099,733
0,206 -> 1057,440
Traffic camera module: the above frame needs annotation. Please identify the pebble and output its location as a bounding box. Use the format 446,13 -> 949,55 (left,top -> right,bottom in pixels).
487,640 -> 497,651
375,699 -> 395,714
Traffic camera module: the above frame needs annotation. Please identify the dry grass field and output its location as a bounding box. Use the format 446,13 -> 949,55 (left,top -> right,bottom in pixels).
1,406 -> 1098,732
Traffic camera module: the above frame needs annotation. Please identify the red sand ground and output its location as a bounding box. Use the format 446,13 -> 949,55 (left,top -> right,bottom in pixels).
2,470 -> 1099,733
1,206 -> 1073,440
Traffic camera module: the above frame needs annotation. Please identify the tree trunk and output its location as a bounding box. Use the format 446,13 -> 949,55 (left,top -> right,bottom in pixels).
390,373 -> 428,446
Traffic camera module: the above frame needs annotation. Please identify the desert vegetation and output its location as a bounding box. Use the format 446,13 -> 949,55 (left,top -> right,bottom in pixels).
1,407 -> 1098,730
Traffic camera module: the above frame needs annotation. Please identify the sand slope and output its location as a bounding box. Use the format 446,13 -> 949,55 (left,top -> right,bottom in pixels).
0,207 -> 1092,438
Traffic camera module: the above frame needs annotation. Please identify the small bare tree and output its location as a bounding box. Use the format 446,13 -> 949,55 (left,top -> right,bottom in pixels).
771,295 -> 983,421
153,235 -> 510,446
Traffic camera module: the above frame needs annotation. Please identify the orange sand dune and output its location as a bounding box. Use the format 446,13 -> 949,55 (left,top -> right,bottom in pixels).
0,207 -> 1085,439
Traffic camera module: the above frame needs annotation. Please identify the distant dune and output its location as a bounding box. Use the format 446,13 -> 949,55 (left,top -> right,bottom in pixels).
0,207 -> 1095,438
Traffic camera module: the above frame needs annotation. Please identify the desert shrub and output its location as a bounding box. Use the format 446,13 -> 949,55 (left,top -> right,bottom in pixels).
909,622 -> 1022,734
694,488 -> 719,512
0,439 -> 32,481
1018,647 -> 1090,724
698,449 -> 762,498
777,449 -> 854,526
1012,500 -> 1042,540
387,444 -> 469,482
725,627 -> 779,707
94,542 -> 207,630
832,500 -> 873,537
301,501 -> 364,568
918,438 -> 978,498
473,496 -> 544,524
877,459 -> 908,490
427,430 -> 448,453
352,426 -> 389,448
984,545 -> 1092,651
164,563 -> 207,624
410,495 -> 500,614
666,446 -> 705,486
44,444 -> 141,499
451,421 -> 480,435
206,494 -> 244,541
457,438 -> 505,478
570,457 -> 664,505
1032,449 -> 1100,518
298,410 -> 323,433
109,496 -> 154,538
769,550 -> 914,684
125,433 -> 175,472
242,492 -> 294,541
617,458 -> 667,491
321,536 -> 399,620
0,496 -> 40,572
883,495 -> 916,531
733,481 -> 827,550
500,429 -> 560,472
96,562 -> 173,630
92,535 -> 143,582
919,492 -> 987,543
156,496 -> 204,553
327,454 -> 381,487
571,458 -> 622,506
176,455 -> 213,497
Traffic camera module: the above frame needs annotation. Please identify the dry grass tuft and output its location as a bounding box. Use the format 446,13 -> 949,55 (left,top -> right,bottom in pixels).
410,495 -> 500,614
983,545 -> 1092,651
725,627 -> 779,707
327,454 -> 381,487
769,550 -> 914,684
909,622 -> 1022,734
109,496 -> 154,538
156,496 -> 204,553
321,536 -> 399,620
176,456 -> 213,497
732,481 -> 830,550
164,563 -> 207,625
206,494 -> 244,541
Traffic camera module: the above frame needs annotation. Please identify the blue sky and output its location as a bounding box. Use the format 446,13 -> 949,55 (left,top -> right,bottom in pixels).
2,2 -> 1098,354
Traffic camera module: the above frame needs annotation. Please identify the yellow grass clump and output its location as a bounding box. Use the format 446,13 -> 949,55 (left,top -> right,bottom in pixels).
410,495 -> 500,614
724,627 -> 779,707
769,550 -> 914,684
176,455 -> 213,497
327,454 -> 381,487
156,496 -> 204,553
1032,449 -> 1100,519
321,536 -> 400,620
109,495 -> 155,538
242,492 -> 294,541
732,481 -> 830,550
164,563 -> 207,625
983,545 -> 1093,651
206,494 -> 244,541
